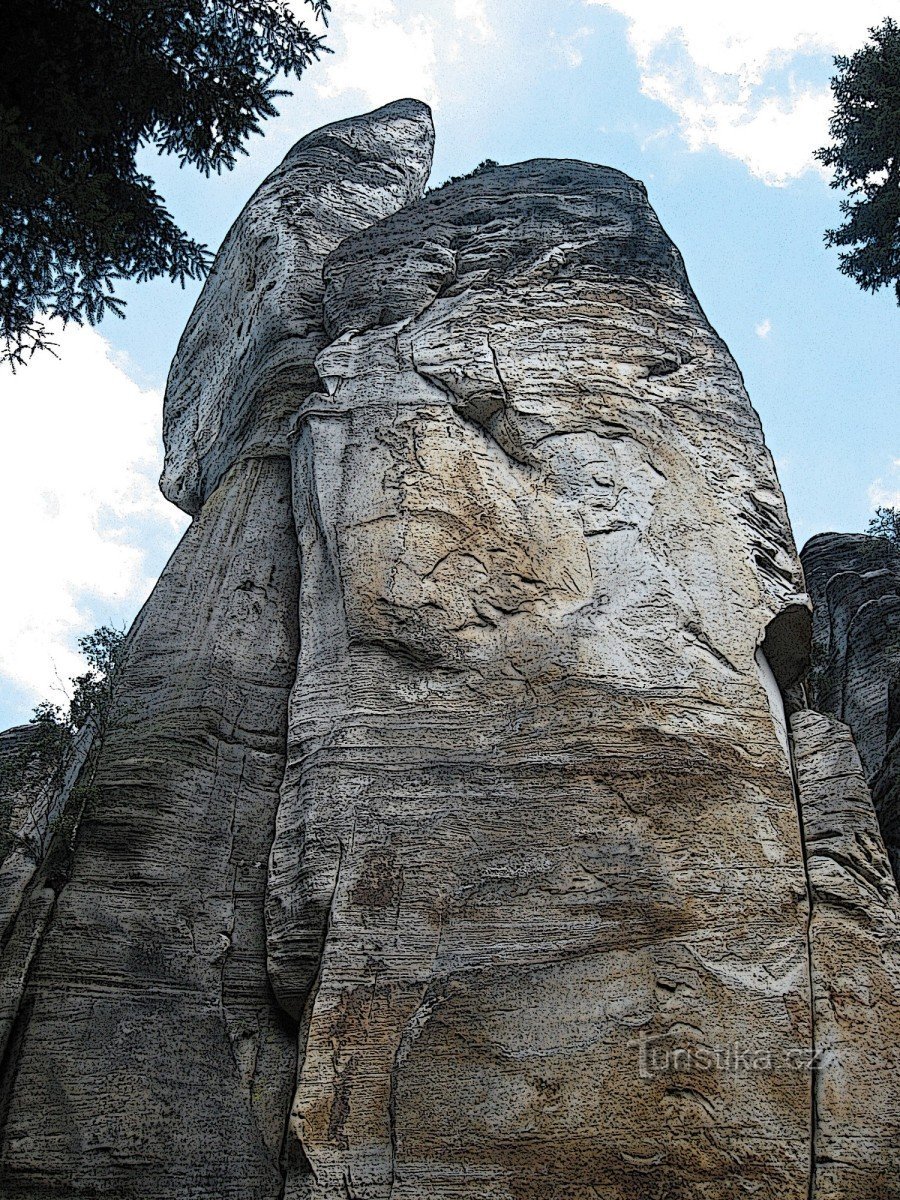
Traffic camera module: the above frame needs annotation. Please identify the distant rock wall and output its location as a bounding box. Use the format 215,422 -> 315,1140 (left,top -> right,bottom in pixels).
801,532 -> 900,878
2,100 -> 899,1200
791,710 -> 900,1199
0,724 -> 48,867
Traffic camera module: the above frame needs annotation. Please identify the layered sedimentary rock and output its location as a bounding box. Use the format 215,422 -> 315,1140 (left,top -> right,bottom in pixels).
3,100 -> 900,1200
791,710 -> 900,1200
0,99 -> 434,1200
0,724 -> 48,868
0,712 -> 94,1046
0,458 -> 302,1199
267,160 -> 819,1199
161,98 -> 434,514
802,532 -> 900,876
875,730 -> 900,882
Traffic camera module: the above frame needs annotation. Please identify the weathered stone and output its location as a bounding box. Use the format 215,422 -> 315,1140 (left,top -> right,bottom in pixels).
161,98 -> 434,515
266,160 -> 816,1199
0,99 -> 436,1200
0,723 -> 49,871
0,457 -> 301,1199
802,532 -> 900,874
790,709 -> 900,1199
6,101 -> 900,1200
874,726 -> 900,881
0,717 -> 92,951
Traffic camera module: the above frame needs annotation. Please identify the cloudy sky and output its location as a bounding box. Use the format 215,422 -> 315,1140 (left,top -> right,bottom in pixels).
1,0 -> 898,728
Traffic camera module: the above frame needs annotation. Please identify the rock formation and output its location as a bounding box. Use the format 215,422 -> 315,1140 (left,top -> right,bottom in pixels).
0,97 -> 435,1200
0,724 -> 50,866
802,532 -> 900,878
2,99 -> 899,1200
790,710 -> 900,1199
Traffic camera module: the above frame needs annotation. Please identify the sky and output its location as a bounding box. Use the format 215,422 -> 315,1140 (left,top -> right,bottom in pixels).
1,0 -> 898,728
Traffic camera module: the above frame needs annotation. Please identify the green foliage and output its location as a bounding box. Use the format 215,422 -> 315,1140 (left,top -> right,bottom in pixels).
868,505 -> 900,545
69,625 -> 127,731
0,625 -> 126,864
0,0 -> 330,367
430,158 -> 500,192
816,18 -> 900,303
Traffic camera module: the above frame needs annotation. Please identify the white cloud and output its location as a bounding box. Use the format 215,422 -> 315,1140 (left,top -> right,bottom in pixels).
313,0 -> 494,106
585,1 -> 890,184
552,25 -> 594,68
755,318 -> 772,338
454,0 -> 493,43
0,323 -> 188,713
869,460 -> 900,510
314,0 -> 439,106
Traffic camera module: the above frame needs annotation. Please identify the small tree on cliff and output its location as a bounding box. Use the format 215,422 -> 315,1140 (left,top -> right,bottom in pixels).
0,0 -> 330,367
868,506 -> 900,545
816,17 -> 900,303
0,625 -> 126,863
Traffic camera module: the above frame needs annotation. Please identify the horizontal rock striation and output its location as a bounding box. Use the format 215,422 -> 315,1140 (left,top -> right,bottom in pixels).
790,710 -> 900,1199
268,158 -> 817,1199
801,532 -> 900,877
0,458 -> 302,1199
4,99 -> 900,1200
0,100 -> 435,1199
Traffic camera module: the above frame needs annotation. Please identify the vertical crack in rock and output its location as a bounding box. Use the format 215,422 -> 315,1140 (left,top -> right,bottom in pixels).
790,709 -> 900,1198
0,717 -> 102,1116
786,708 -> 819,1200
258,97 -> 436,1032
0,717 -> 95,947
279,156 -> 816,1198
7,99 -> 900,1200
386,981 -> 449,1197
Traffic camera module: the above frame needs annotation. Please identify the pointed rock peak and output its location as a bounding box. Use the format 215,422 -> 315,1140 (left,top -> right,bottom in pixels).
160,98 -> 435,516
283,97 -> 434,204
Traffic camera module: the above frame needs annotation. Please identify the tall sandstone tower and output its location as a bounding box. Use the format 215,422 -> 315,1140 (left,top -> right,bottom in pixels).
2,100 -> 899,1200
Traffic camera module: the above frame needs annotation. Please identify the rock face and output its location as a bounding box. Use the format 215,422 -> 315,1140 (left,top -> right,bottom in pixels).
0,99 -> 435,1200
0,724 -> 48,867
790,710 -> 900,1200
161,98 -> 434,515
2,101 -> 900,1200
268,158 -> 819,1199
801,532 -> 900,876
0,459 -> 301,1199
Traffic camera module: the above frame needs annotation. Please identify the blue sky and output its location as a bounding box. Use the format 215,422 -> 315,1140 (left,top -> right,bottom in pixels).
1,0 -> 898,727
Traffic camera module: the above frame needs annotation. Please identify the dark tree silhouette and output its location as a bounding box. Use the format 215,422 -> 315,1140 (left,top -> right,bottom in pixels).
0,0 -> 330,366
869,506 -> 900,545
816,17 -> 900,303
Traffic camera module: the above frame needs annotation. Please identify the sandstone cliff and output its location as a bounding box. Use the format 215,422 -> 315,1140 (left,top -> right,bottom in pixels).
802,532 -> 900,879
1,99 -> 899,1200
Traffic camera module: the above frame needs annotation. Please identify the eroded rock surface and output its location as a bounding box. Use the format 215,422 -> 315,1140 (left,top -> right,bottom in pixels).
267,160 -> 817,1199
791,710 -> 900,1199
802,532 -> 900,876
161,98 -> 434,515
0,100 -> 435,1200
0,724 -> 49,869
3,101 -> 899,1200
0,458 -> 301,1199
